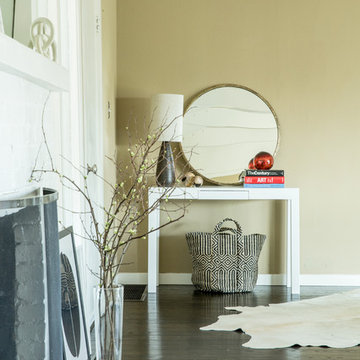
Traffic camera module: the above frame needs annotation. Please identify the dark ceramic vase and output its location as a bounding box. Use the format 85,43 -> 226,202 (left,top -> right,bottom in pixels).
156,141 -> 175,186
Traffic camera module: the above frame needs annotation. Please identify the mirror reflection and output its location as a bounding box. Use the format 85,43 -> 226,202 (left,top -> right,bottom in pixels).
0,0 -> 53,49
0,0 -> 15,37
181,85 -> 279,184
12,0 -> 33,46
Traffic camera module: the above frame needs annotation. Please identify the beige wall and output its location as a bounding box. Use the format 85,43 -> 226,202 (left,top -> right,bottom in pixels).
116,0 -> 360,275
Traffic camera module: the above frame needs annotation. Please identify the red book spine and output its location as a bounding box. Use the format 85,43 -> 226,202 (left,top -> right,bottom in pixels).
244,176 -> 285,184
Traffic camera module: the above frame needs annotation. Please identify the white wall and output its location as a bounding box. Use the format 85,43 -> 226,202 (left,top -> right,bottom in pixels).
0,71 -> 62,198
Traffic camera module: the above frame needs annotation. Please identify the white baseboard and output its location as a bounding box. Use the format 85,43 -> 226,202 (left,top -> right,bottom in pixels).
116,273 -> 360,286
300,274 -> 360,286
257,274 -> 285,285
115,273 -> 192,285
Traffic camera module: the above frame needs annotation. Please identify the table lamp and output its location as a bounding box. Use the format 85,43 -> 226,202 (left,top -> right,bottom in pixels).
150,94 -> 183,186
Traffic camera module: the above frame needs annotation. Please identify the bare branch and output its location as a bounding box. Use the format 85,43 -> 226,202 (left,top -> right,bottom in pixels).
31,111 -> 191,289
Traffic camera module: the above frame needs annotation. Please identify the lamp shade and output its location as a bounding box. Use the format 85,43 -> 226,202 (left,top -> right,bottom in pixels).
150,94 -> 183,142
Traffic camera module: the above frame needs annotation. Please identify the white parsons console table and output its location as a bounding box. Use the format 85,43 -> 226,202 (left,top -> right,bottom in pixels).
148,186 -> 300,294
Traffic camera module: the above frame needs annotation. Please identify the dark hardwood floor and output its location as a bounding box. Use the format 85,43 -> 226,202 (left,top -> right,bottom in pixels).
122,285 -> 360,360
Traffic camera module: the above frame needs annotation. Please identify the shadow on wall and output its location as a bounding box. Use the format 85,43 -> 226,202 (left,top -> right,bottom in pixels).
115,97 -> 150,272
116,96 -> 192,181
116,97 -> 150,158
115,97 -> 191,273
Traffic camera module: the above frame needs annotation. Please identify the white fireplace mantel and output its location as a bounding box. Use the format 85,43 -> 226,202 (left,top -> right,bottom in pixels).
0,33 -> 69,92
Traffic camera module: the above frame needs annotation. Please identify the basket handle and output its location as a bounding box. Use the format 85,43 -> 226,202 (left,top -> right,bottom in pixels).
218,227 -> 237,235
213,218 -> 242,237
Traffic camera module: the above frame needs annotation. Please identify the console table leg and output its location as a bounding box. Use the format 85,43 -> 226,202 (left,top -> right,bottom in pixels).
148,194 -> 160,293
290,195 -> 300,294
286,200 -> 292,288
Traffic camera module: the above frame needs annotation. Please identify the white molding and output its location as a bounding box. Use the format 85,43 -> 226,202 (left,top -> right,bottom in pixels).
160,273 -> 193,285
257,274 -> 285,285
80,0 -> 103,326
300,274 -> 360,286
116,273 -> 360,287
116,273 -> 149,285
0,33 -> 69,91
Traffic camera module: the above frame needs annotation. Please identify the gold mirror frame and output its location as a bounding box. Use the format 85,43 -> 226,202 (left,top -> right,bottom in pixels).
180,84 -> 280,186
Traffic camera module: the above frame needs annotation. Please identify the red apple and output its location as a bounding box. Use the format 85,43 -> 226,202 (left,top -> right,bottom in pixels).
254,152 -> 274,170
248,158 -> 256,169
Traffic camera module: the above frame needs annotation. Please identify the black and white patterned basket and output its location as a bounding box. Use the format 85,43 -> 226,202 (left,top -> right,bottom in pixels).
186,218 -> 266,293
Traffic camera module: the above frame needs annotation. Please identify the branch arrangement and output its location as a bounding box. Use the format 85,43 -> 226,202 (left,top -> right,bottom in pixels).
31,109 -> 190,289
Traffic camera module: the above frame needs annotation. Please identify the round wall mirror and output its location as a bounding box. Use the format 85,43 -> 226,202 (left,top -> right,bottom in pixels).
181,84 -> 279,185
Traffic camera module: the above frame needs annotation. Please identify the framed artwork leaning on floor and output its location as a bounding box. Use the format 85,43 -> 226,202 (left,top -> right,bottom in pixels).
59,227 -> 91,360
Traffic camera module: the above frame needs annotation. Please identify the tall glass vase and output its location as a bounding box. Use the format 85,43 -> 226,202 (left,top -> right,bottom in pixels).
94,286 -> 124,360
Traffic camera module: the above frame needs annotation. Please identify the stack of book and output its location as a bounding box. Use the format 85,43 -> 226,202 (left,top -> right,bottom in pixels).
240,169 -> 285,188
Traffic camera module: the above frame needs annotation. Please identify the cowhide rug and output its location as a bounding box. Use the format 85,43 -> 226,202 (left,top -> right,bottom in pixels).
201,289 -> 360,349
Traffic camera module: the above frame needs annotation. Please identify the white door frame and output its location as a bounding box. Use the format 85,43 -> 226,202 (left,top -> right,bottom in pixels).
66,0 -> 104,324
80,0 -> 104,322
